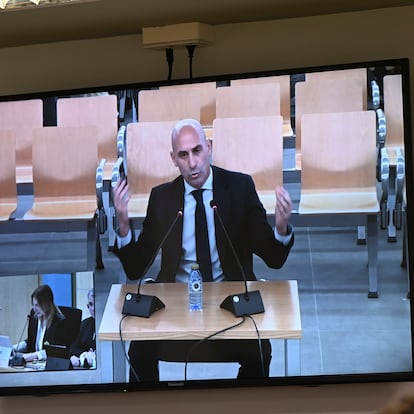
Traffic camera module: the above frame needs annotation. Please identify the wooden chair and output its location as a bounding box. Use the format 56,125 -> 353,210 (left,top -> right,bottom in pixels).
211,116 -> 284,214
0,130 -> 17,221
383,74 -> 404,164
0,99 -> 43,184
231,75 -> 293,136
56,94 -> 121,181
215,83 -> 280,119
305,67 -> 367,109
24,126 -> 100,220
22,125 -> 103,269
138,88 -> 201,124
295,77 -> 365,170
117,121 -> 180,220
159,82 -> 217,133
108,120 -> 180,252
298,110 -> 380,297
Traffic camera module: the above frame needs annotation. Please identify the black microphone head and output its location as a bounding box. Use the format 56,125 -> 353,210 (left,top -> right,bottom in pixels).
208,196 -> 264,316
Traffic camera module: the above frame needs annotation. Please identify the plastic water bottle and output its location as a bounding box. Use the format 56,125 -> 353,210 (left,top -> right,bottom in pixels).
188,263 -> 203,311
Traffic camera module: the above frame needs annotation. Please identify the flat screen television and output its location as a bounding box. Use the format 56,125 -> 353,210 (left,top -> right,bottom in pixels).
0,57 -> 413,396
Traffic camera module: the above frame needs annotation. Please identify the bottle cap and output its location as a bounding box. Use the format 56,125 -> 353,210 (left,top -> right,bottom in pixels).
191,263 -> 199,270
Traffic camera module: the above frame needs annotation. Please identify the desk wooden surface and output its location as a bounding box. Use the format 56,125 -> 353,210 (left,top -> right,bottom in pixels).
98,281 -> 302,342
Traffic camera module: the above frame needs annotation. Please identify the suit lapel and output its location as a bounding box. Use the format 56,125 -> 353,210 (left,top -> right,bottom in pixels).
167,176 -> 185,262
212,166 -> 231,261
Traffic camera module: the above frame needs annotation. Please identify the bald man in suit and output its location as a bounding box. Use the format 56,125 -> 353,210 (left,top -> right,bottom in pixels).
113,118 -> 294,382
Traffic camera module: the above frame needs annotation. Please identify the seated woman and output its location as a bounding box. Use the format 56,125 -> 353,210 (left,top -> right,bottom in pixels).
69,289 -> 96,369
13,284 -> 69,363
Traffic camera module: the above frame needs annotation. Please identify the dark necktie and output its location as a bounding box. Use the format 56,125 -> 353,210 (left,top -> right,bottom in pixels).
191,189 -> 213,281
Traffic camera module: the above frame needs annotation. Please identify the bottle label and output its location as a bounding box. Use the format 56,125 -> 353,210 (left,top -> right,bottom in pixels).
190,280 -> 201,292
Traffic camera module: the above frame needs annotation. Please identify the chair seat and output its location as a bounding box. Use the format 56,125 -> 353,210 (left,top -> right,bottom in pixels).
23,197 -> 97,220
385,146 -> 404,166
16,165 -> 33,184
283,122 -> 294,137
299,190 -> 379,215
257,191 -> 276,215
0,202 -> 17,221
103,161 -> 115,181
295,152 -> 302,171
128,195 -> 150,219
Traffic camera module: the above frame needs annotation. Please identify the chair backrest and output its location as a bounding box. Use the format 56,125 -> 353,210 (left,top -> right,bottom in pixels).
57,94 -> 118,166
0,130 -> 17,221
32,126 -> 98,198
305,68 -> 367,109
295,77 -> 365,167
0,99 -> 43,184
24,126 -> 99,220
126,121 -> 179,196
383,74 -> 404,152
215,83 -> 280,119
212,116 -> 283,213
231,75 -> 292,135
59,306 -> 82,347
160,82 -> 217,127
138,88 -> 201,123
300,111 -> 377,193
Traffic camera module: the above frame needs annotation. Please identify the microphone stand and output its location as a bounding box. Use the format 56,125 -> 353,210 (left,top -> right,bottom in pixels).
10,313 -> 30,366
122,210 -> 183,318
210,201 -> 265,317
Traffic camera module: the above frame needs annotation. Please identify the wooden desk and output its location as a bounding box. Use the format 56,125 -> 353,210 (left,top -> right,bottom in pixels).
0,360 -> 46,372
98,280 -> 302,382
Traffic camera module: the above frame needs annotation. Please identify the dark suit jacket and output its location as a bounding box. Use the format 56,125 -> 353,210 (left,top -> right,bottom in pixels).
25,308 -> 71,352
114,165 -> 294,282
69,317 -> 96,357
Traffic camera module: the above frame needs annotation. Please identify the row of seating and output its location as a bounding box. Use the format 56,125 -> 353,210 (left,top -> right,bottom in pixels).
137,71 -> 364,147
112,111 -> 379,217
110,111 -> 382,297
0,71 -> 405,289
0,125 -> 104,221
0,124 -> 107,272
0,93 -> 121,270
0,94 -> 122,185
0,78 -> 403,219
0,71 -> 401,191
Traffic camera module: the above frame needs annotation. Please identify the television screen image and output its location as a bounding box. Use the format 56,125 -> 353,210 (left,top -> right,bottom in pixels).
0,57 -> 412,395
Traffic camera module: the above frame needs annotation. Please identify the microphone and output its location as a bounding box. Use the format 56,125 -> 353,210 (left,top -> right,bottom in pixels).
210,200 -> 265,317
122,209 -> 183,318
10,313 -> 30,366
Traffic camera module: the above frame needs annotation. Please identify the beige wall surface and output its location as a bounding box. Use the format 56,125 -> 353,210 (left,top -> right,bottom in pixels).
2,6 -> 414,96
1,5 -> 414,414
